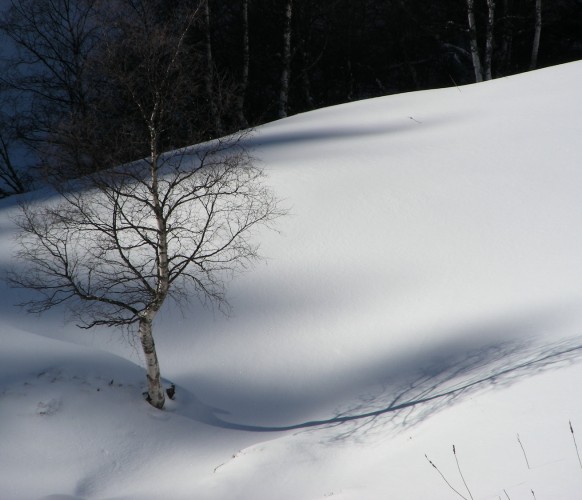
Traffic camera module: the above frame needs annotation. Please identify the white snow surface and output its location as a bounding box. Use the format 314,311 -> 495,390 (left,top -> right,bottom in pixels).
2,62 -> 582,499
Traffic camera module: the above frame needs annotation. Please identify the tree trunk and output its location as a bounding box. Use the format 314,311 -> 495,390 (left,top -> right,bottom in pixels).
139,314 -> 165,409
203,0 -> 223,135
484,0 -> 495,80
466,0 -> 483,82
235,0 -> 249,128
0,131 -> 27,195
140,131 -> 169,410
149,136 -> 169,303
498,0 -> 513,75
300,61 -> 315,110
530,0 -> 542,70
277,0 -> 292,119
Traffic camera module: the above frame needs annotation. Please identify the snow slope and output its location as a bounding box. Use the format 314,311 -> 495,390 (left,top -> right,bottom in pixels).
2,61 -> 582,499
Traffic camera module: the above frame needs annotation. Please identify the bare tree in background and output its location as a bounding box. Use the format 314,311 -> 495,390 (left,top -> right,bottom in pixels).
465,0 -> 495,82
0,0 -> 103,178
9,0 -> 282,410
484,0 -> 495,81
0,99 -> 29,196
202,0 -> 223,136
277,0 -> 293,118
530,0 -> 542,70
466,0 -> 483,82
235,0 -> 250,128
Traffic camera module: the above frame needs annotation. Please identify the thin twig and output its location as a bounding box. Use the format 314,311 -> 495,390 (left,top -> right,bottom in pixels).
517,433 -> 531,469
448,73 -> 463,93
531,489 -> 537,499
504,489 -> 511,499
425,454 -> 469,500
453,445 -> 474,500
570,420 -> 582,469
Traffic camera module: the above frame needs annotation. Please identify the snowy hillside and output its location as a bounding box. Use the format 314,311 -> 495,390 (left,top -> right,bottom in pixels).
2,61 -> 582,499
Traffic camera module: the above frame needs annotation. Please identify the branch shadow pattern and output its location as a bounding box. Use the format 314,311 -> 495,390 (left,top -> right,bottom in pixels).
320,337 -> 582,444
185,334 -> 582,443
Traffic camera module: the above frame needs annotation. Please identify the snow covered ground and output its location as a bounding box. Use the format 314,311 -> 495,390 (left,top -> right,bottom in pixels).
2,61 -> 582,499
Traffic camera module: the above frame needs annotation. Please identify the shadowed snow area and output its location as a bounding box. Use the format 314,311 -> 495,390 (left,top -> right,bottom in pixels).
2,62 -> 582,499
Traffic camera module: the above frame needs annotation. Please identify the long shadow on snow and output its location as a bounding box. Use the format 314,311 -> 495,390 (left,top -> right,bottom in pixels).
316,335 -> 582,443
174,313 -> 582,440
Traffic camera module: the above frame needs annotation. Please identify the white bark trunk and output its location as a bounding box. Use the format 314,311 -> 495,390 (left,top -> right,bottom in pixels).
530,0 -> 542,70
466,0 -> 483,83
484,0 -> 495,80
138,133 -> 170,410
139,314 -> 165,409
149,140 -> 169,304
277,0 -> 292,119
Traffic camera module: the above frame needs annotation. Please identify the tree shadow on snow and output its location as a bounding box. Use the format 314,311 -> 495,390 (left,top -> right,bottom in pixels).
313,335 -> 582,444
175,312 -> 582,443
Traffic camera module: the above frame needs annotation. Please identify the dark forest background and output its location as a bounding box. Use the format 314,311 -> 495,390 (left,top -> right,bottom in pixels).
0,0 -> 581,195
237,0 -> 582,121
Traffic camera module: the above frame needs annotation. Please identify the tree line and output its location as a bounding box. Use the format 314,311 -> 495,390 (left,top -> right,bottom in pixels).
0,0 -> 580,196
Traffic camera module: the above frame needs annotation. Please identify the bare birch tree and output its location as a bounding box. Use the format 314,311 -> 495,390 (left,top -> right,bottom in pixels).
529,0 -> 542,70
0,100 -> 29,196
484,0 -> 496,80
9,0 -> 282,410
466,0 -> 483,82
497,0 -> 513,74
235,0 -> 250,128
0,0 -> 103,178
466,0 -> 495,82
277,0 -> 293,118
